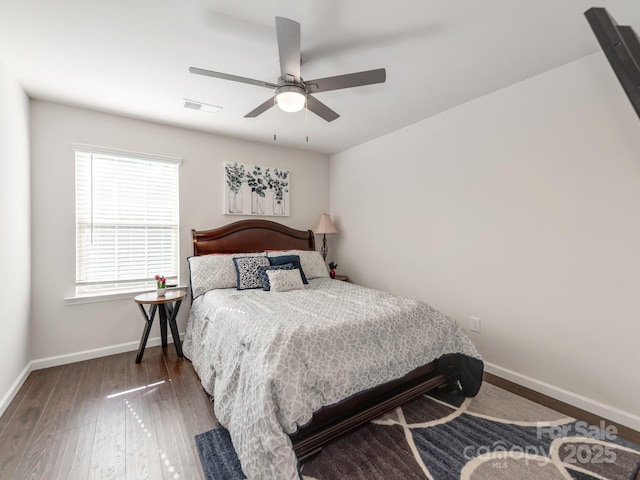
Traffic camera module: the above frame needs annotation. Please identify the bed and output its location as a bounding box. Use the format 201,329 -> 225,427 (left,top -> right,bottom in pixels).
183,219 -> 483,480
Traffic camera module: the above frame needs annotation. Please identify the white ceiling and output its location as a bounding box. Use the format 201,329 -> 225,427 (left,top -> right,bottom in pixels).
1,0 -> 639,155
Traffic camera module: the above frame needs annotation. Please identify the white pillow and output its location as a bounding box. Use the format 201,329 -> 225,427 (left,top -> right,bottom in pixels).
188,252 -> 266,298
267,269 -> 305,292
267,250 -> 329,279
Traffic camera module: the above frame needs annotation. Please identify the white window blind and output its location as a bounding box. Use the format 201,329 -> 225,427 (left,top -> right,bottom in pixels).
74,146 -> 180,296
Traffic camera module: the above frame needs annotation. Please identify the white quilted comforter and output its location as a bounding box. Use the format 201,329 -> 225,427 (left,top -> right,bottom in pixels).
183,278 -> 481,480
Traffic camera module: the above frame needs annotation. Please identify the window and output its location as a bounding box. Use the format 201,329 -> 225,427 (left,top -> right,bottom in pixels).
74,144 -> 180,296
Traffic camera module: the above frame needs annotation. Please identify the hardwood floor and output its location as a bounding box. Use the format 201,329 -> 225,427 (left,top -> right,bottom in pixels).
0,346 -> 218,480
3,350 -> 639,480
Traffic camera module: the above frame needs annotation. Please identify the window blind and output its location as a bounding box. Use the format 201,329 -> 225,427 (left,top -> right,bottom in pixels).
74,147 -> 180,295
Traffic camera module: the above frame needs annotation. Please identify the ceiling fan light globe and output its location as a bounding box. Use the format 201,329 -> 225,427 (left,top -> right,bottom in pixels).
275,86 -> 306,112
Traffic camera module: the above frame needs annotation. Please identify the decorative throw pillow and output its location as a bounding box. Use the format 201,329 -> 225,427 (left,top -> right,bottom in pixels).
268,255 -> 308,284
257,263 -> 295,291
267,269 -> 305,292
188,252 -> 266,298
267,250 -> 329,279
233,256 -> 270,290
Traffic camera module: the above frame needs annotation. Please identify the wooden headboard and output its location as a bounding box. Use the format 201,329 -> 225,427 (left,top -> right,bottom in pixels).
192,219 -> 315,256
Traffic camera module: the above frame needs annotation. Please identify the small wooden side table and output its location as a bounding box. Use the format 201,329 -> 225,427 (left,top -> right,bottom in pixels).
134,290 -> 187,363
333,274 -> 349,282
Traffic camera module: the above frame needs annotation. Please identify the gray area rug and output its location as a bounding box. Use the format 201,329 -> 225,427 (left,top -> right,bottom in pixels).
196,383 -> 640,479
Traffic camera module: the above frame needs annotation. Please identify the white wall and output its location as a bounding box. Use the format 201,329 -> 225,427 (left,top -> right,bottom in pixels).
30,101 -> 329,360
0,61 -> 31,413
330,53 -> 640,430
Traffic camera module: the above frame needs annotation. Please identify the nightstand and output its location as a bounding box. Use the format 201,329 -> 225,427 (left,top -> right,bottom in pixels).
333,274 -> 349,282
134,289 -> 187,363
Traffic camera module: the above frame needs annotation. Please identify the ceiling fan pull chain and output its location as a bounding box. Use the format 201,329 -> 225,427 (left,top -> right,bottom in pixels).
305,96 -> 309,142
273,97 -> 277,141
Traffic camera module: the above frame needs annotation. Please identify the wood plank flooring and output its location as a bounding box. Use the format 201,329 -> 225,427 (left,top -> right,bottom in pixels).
0,346 -> 218,480
2,348 -> 639,480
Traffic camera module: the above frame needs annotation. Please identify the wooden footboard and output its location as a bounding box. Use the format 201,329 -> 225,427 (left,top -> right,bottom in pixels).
290,357 -> 460,462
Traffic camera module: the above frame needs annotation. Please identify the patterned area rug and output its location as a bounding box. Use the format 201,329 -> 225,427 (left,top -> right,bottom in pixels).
196,383 -> 640,480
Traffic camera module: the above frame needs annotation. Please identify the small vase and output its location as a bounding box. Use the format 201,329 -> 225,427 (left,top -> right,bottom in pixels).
273,196 -> 286,216
228,190 -> 243,214
330,269 -> 336,279
156,287 -> 166,297
251,191 -> 265,214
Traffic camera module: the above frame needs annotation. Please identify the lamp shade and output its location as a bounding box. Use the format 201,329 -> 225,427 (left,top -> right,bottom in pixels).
314,214 -> 338,235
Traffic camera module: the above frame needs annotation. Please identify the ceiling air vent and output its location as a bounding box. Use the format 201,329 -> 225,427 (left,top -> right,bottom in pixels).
183,99 -> 222,114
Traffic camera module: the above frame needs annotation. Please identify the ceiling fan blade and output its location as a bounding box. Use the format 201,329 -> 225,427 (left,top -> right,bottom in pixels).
306,68 -> 386,93
244,96 -> 276,118
275,17 -> 301,83
306,95 -> 340,122
189,67 -> 277,89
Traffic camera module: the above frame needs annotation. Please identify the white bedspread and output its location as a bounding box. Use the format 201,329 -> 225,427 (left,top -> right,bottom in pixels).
183,278 -> 481,480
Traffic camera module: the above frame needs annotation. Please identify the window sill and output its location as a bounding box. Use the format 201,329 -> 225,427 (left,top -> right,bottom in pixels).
65,286 -> 189,306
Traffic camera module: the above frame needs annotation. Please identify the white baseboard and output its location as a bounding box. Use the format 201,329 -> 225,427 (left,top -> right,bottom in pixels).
0,363 -> 32,419
0,333 -> 184,418
485,362 -> 640,432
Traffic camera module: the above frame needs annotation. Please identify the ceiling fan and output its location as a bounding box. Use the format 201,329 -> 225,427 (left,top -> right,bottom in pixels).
189,16 -> 386,122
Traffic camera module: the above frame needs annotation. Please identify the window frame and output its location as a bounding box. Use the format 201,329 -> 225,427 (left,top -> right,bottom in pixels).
68,143 -> 181,303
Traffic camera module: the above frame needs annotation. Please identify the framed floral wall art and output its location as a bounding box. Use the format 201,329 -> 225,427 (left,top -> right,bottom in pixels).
224,162 -> 290,216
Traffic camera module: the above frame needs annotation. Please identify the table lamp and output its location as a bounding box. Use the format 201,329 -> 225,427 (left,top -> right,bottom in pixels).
314,213 -> 338,262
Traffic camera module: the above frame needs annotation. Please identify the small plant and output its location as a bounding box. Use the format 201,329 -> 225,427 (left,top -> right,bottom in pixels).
265,168 -> 289,205
246,166 -> 267,214
246,166 -> 267,197
225,162 -> 245,193
154,274 -> 166,288
225,162 -> 245,213
328,261 -> 337,279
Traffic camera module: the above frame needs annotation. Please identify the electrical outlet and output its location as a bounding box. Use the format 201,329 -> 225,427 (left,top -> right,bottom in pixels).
470,316 -> 481,333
